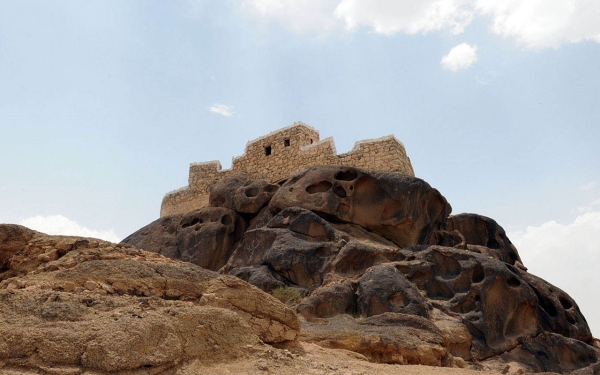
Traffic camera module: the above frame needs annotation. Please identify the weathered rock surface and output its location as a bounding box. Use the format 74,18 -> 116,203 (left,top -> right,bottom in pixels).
209,173 -> 280,214
0,225 -> 299,374
122,206 -> 246,271
122,165 -> 599,373
269,166 -> 451,248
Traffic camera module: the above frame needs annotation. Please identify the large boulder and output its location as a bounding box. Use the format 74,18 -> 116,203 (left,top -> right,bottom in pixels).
122,206 -> 246,271
210,174 -> 279,214
447,213 -> 522,266
269,166 -> 451,248
0,225 -> 300,374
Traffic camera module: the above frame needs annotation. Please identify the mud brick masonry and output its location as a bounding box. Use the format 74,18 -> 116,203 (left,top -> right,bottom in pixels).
160,122 -> 415,217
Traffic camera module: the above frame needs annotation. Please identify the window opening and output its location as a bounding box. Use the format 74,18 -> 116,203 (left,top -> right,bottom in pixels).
265,146 -> 272,155
284,139 -> 290,147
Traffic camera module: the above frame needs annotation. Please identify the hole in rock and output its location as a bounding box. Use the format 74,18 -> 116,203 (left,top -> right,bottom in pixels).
425,279 -> 454,300
506,264 -> 520,276
221,215 -> 233,225
389,292 -> 406,308
432,252 -> 461,279
507,252 -> 517,265
335,170 -> 358,181
471,264 -> 485,283
315,247 -> 332,257
394,264 -> 410,273
533,288 -> 558,318
306,181 -> 333,194
213,196 -> 225,207
454,274 -> 472,293
559,296 -> 573,309
506,277 -> 521,287
333,186 -> 347,198
182,217 -> 202,228
567,314 -> 576,324
409,270 -> 429,286
338,203 -> 350,215
245,187 -> 259,197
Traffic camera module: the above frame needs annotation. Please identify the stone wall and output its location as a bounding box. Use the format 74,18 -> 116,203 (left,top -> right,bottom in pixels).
160,122 -> 415,217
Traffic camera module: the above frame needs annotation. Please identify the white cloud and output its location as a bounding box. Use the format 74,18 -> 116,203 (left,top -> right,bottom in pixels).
475,70 -> 500,85
241,0 -> 342,34
577,199 -> 600,214
241,0 -> 600,49
209,104 -> 236,117
440,43 -> 478,71
19,215 -> 121,243
334,0 -> 474,35
509,210 -> 600,337
580,181 -> 596,191
475,0 -> 600,49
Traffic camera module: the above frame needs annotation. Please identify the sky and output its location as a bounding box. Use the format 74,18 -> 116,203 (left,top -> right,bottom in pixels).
1,0 -> 599,335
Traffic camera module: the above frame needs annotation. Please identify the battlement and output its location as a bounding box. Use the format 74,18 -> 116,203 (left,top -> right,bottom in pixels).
161,122 -> 415,217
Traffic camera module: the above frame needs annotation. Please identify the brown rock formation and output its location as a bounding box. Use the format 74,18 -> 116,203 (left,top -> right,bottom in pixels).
0,225 -> 299,374
121,206 -> 246,271
123,165 -> 599,373
269,166 -> 451,248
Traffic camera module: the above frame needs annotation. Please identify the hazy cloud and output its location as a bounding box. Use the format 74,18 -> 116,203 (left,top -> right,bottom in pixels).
476,70 -> 500,85
19,215 -> 121,243
241,0 -> 341,33
441,43 -> 478,71
209,104 -> 236,117
509,211 -> 600,336
580,181 -> 596,191
475,0 -> 600,49
334,0 -> 474,35
242,0 -> 600,49
577,199 -> 600,214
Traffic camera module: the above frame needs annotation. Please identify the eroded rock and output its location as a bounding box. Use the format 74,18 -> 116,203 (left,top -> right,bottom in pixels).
210,174 -> 279,214
0,225 -> 299,374
122,207 -> 245,271
269,166 -> 451,248
118,166 -> 599,373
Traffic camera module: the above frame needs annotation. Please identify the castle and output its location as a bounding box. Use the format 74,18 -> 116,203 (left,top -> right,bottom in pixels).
160,122 -> 415,217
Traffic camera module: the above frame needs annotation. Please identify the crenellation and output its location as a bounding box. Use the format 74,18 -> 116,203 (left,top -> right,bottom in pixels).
160,122 -> 415,217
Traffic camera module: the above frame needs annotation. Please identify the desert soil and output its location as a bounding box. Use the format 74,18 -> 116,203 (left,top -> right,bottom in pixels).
179,342 -> 505,375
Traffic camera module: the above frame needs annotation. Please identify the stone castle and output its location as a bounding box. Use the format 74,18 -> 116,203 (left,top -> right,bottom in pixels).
160,122 -> 415,217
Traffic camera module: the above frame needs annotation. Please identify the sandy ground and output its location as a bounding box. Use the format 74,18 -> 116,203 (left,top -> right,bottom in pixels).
179,342 -> 508,375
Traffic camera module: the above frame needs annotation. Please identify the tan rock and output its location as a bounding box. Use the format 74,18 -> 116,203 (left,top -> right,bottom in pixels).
0,225 -> 300,374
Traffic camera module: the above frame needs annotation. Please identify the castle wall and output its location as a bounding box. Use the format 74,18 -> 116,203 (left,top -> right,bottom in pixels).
160,122 -> 415,217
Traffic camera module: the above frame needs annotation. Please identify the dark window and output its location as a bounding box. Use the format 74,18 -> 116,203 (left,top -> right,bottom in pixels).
265,146 -> 272,155
284,139 -> 290,147
310,139 -> 314,144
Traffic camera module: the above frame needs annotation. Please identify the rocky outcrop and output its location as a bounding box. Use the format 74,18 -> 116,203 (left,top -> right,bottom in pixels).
121,206 -> 246,271
0,225 -> 299,374
123,165 -> 600,373
269,166 -> 451,248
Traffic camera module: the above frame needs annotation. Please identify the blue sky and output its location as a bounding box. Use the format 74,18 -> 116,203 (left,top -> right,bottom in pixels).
1,0 -> 599,335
